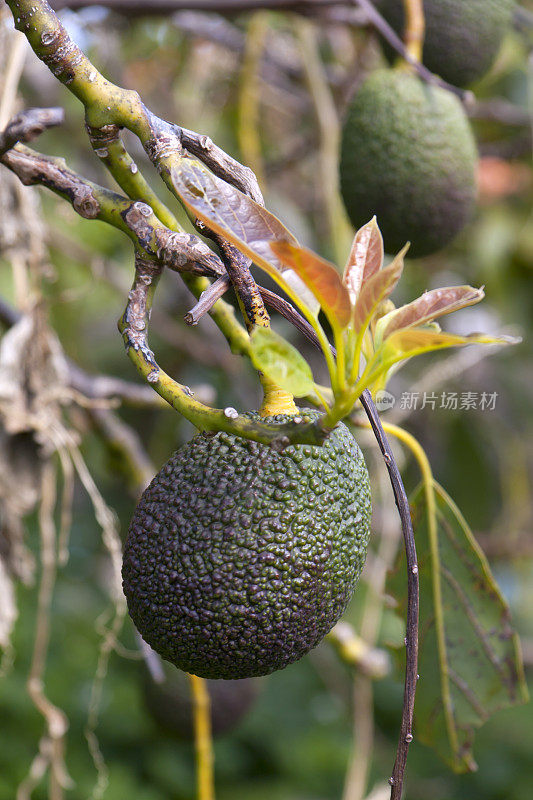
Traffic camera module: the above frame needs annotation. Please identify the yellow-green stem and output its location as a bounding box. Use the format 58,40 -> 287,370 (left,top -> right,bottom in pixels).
402,0 -> 425,63
188,674 -> 215,800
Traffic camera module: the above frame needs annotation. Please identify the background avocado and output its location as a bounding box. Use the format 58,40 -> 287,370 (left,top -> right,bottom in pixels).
377,0 -> 516,88
339,68 -> 478,257
142,661 -> 261,738
122,411 -> 371,680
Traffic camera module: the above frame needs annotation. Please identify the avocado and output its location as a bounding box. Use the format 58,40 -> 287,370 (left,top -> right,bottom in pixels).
142,662 -> 261,737
377,0 -> 515,88
339,68 -> 478,258
122,411 -> 371,680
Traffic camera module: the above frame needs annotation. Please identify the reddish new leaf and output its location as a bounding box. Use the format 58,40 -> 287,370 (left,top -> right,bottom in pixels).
378,286 -> 485,342
351,245 -> 407,335
170,158 -> 319,313
343,216 -> 384,305
270,240 -> 351,330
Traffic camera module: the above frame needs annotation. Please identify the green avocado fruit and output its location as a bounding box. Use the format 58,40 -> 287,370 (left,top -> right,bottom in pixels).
122,411 -> 371,680
142,662 -> 261,737
377,0 -> 515,88
339,68 -> 478,258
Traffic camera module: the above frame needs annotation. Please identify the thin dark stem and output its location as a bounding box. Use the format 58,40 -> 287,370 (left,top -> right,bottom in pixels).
352,0 -> 470,101
359,390 -> 419,800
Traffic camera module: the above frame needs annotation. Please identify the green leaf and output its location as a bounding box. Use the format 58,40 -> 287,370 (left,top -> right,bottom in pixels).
343,216 -> 384,305
375,285 -> 485,344
351,244 -> 407,336
249,326 -> 315,397
270,240 -> 351,331
369,328 -> 517,380
170,158 -> 319,314
390,482 -> 528,772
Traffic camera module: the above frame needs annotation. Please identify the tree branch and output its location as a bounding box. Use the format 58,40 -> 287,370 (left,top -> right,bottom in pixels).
0,106 -> 64,156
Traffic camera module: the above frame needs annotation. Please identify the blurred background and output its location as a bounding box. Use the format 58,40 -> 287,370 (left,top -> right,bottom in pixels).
0,2 -> 532,799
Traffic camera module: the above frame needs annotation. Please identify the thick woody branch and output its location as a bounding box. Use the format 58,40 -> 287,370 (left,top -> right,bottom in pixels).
0,125 -> 225,279
119,251 -> 330,446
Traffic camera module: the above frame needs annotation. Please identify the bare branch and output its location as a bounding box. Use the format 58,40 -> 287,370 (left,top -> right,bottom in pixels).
185,275 -> 232,325
359,391 -> 418,800
0,107 -> 64,156
179,128 -> 264,205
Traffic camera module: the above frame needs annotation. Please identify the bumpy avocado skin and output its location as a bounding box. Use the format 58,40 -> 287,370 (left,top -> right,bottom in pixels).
143,663 -> 260,738
377,0 -> 515,88
340,69 -> 477,258
122,412 -> 371,680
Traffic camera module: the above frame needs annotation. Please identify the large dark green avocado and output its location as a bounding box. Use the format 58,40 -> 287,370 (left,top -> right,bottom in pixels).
122,412 -> 371,680
377,0 -> 515,88
340,68 -> 478,258
142,662 -> 261,737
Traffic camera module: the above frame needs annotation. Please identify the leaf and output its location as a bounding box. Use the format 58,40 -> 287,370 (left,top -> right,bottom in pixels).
249,326 -> 315,397
372,328 -> 517,377
389,482 -> 528,771
170,158 -> 319,314
351,244 -> 407,335
376,286 -> 485,343
343,216 -> 384,305
270,240 -> 351,331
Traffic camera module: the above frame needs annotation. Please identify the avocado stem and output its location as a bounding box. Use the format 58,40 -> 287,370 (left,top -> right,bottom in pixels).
402,0 -> 426,63
259,375 -> 298,417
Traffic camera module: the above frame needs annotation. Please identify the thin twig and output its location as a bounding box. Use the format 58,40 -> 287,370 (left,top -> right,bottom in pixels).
358,393 -> 418,800
0,106 -> 64,156
352,0 -> 471,101
185,275 -> 231,325
179,127 -> 264,204
343,466 -> 403,800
